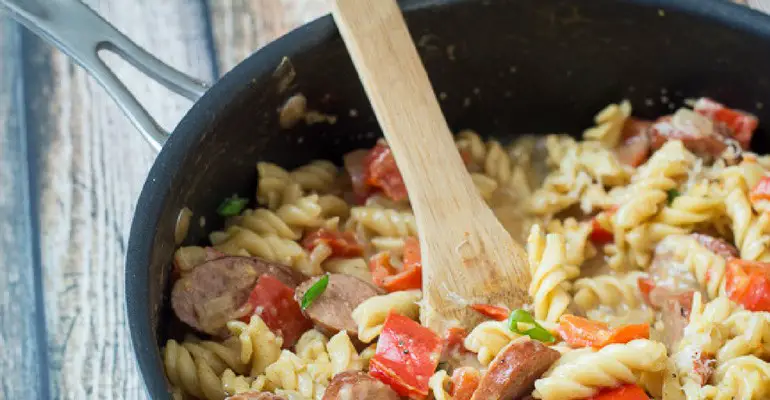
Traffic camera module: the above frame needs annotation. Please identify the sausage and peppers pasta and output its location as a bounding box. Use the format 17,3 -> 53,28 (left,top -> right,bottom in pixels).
165,97 -> 770,400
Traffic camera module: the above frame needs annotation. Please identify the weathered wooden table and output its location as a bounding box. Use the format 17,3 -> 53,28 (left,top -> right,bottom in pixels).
0,0 -> 768,399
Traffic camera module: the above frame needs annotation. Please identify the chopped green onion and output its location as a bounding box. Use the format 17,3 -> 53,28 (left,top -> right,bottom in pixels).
301,274 -> 329,310
217,195 -> 248,217
667,189 -> 680,205
507,309 -> 556,343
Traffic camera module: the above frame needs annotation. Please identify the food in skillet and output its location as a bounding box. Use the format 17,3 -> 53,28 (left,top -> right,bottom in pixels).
163,97 -> 770,400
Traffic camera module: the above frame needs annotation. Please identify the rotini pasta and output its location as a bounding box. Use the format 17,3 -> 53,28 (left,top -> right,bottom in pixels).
527,225 -> 572,322
351,289 -> 421,343
349,207 -> 417,237
463,320 -> 520,366
290,160 -> 338,193
227,315 -> 283,376
573,271 -> 646,312
163,337 -> 246,400
582,100 -> 632,148
533,339 -> 668,400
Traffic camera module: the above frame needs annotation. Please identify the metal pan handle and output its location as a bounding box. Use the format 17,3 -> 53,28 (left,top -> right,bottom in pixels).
0,0 -> 210,151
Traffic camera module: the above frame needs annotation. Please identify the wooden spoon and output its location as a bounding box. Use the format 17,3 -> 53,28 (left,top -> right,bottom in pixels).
332,0 -> 531,333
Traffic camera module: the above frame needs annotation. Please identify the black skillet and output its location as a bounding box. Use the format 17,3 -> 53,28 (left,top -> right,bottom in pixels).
4,0 -> 770,398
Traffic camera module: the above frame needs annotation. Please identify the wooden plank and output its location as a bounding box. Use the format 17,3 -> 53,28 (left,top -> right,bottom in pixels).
748,0 -> 770,13
0,19 -> 47,400
20,0 -> 215,398
207,0 -> 329,73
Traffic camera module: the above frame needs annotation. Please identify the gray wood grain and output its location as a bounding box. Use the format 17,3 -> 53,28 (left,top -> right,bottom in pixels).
0,18 -> 47,400
208,0 -> 328,73
20,0 -> 214,398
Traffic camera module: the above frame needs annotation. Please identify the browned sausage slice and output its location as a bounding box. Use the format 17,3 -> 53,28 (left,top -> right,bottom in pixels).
295,274 -> 380,337
225,392 -> 287,400
690,233 -> 739,259
649,110 -> 738,160
171,256 -> 306,336
471,337 -> 560,400
614,118 -> 652,167
322,371 -> 400,400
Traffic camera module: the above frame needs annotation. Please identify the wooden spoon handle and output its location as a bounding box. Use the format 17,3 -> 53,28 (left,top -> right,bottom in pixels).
331,0 -> 484,222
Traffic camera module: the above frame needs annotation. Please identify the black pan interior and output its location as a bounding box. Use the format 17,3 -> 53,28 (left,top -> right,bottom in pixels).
127,0 -> 770,397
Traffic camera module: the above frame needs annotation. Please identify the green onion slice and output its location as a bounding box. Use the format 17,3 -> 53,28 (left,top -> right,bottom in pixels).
217,195 -> 248,217
667,189 -> 680,205
301,274 -> 329,310
507,309 -> 556,343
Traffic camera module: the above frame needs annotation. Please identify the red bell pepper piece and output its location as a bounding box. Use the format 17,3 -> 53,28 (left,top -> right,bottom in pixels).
369,237 -> 422,292
750,177 -> 770,204
587,384 -> 649,400
449,367 -> 480,400
469,304 -> 509,321
364,141 -> 408,201
589,207 -> 617,245
301,228 -> 363,257
725,259 -> 770,312
240,274 -> 312,348
369,312 -> 443,399
559,315 -> 649,349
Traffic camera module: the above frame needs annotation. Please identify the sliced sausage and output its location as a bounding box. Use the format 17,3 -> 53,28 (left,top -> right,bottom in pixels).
171,256 -> 306,336
322,371 -> 400,400
295,274 -> 380,337
649,109 -> 736,160
226,392 -> 287,400
614,118 -> 652,167
690,233 -> 739,259
471,337 -> 560,400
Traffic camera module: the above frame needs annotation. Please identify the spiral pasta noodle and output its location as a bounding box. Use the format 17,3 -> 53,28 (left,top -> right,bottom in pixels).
573,271 -> 646,313
533,339 -> 668,400
463,320 -> 521,366
221,369 -> 268,397
718,311 -> 770,363
213,227 -> 322,276
583,100 -> 632,148
527,225 -> 572,322
726,187 -> 770,262
701,356 -> 770,400
351,289 -> 421,343
257,162 -> 294,210
265,350 -> 328,399
163,337 -> 246,400
349,207 -> 418,237
289,160 -> 338,193
545,218 -> 594,271
227,315 -> 283,376
322,257 -> 372,284
655,182 -> 724,228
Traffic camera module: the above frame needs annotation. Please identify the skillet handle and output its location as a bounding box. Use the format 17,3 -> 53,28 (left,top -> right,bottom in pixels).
0,0 -> 210,151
